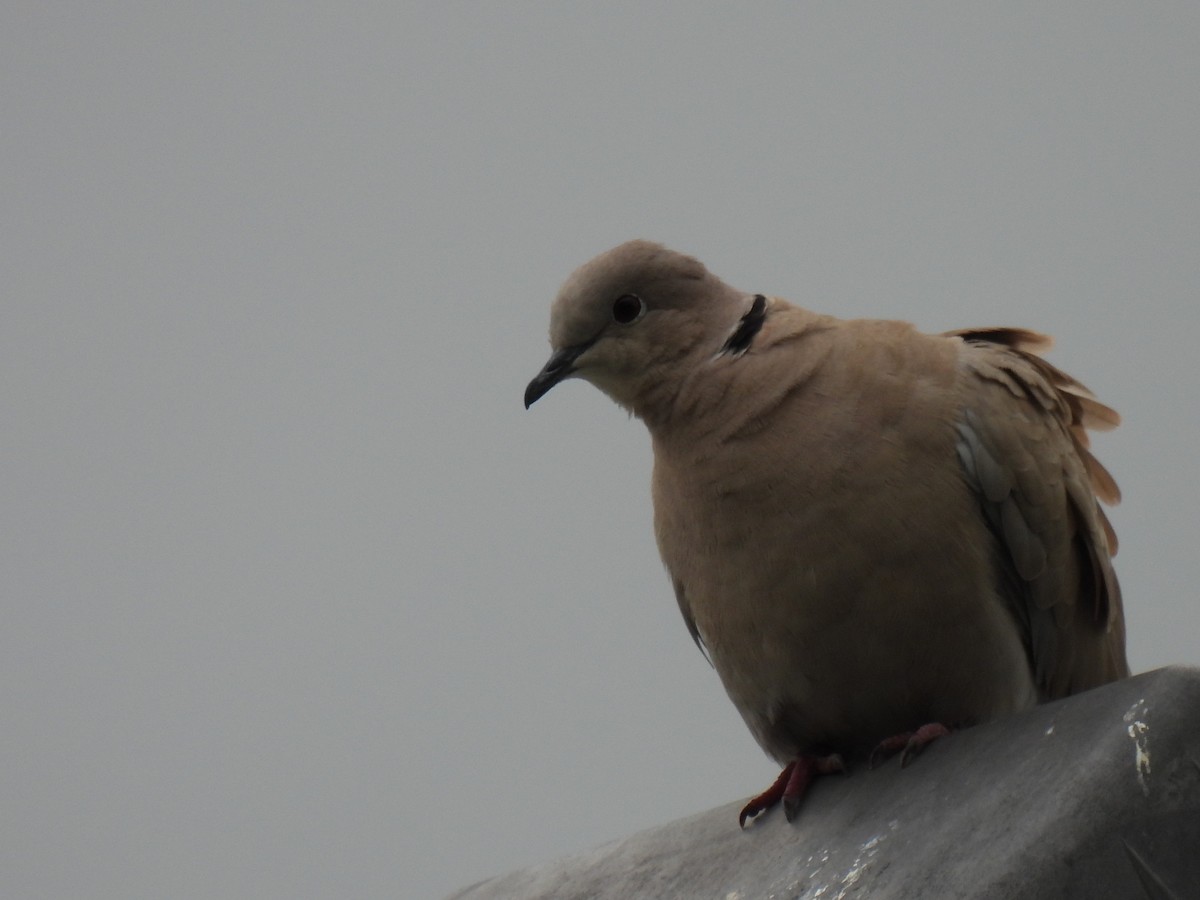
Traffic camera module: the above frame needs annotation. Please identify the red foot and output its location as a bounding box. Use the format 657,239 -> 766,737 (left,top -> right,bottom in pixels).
738,753 -> 845,827
868,722 -> 952,769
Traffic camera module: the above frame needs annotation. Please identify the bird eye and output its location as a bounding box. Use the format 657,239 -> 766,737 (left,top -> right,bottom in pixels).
612,294 -> 644,324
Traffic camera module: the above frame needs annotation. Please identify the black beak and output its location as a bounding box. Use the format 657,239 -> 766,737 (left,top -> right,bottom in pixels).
524,343 -> 589,408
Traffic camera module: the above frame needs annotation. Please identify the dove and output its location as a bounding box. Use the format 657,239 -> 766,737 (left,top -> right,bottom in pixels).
524,240 -> 1128,825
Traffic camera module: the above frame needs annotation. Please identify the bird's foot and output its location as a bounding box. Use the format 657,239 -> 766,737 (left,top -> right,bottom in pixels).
738,753 -> 845,827
868,722 -> 952,769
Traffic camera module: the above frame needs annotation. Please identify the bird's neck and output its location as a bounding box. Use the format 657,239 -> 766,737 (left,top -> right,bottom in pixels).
636,303 -> 834,439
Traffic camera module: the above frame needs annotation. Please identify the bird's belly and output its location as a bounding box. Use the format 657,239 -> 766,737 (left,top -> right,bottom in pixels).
682,508 -> 1037,764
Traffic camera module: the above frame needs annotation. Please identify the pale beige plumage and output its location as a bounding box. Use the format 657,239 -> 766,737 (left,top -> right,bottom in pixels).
525,240 -> 1127,810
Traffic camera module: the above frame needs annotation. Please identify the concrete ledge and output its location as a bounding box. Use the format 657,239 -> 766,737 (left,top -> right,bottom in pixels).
449,666 -> 1200,899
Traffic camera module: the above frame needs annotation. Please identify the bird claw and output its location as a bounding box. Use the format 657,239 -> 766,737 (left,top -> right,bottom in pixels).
869,722 -> 952,769
739,753 -> 846,827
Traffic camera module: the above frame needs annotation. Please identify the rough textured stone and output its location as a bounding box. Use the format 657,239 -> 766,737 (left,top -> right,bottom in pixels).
448,666 -> 1200,899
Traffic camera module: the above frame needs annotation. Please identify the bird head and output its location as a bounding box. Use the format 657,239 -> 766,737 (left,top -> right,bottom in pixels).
524,240 -> 750,416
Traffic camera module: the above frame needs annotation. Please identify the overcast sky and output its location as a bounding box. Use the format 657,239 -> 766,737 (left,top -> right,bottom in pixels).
5,4 -> 1199,899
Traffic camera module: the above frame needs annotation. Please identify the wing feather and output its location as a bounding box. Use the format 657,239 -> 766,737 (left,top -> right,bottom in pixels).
950,327 -> 1128,697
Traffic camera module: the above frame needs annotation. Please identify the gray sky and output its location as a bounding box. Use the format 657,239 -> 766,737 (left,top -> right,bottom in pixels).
4,4 -> 1198,898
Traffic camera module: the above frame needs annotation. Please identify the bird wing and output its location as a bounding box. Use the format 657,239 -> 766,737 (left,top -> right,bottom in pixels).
949,327 -> 1128,698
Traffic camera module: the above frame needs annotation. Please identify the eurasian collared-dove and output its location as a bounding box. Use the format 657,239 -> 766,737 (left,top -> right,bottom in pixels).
524,240 -> 1128,826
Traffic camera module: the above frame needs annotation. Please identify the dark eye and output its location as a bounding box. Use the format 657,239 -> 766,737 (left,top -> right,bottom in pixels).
612,294 -> 644,324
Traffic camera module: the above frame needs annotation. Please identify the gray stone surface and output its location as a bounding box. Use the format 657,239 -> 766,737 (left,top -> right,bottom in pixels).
448,666 -> 1200,899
